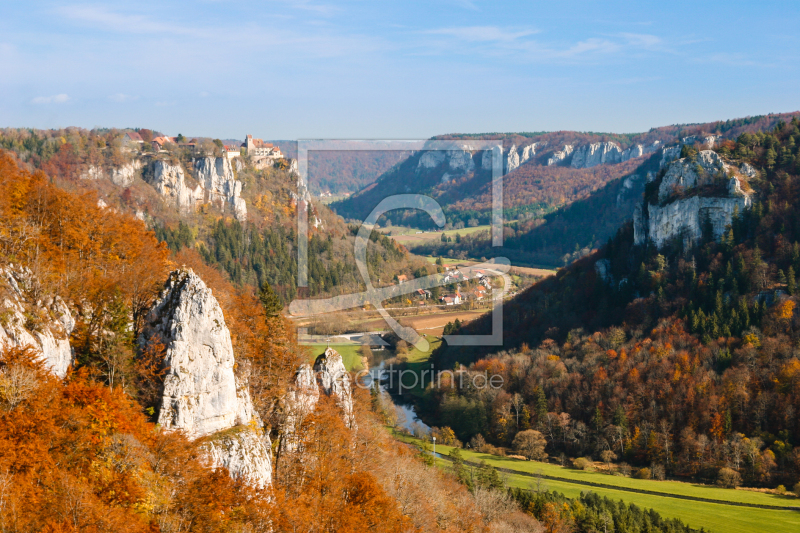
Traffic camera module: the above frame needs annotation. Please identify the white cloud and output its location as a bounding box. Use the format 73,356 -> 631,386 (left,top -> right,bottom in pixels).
31,94 -> 70,104
55,4 -> 200,35
620,33 -> 662,48
108,93 -> 138,102
426,26 -> 538,43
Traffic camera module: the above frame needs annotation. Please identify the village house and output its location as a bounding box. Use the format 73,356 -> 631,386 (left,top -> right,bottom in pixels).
224,144 -> 243,160
441,293 -> 461,305
415,288 -> 431,299
397,274 -> 408,284
122,131 -> 143,148
245,134 -> 283,158
151,136 -> 177,152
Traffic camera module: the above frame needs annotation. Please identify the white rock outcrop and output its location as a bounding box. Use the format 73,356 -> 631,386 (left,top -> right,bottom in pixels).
635,195 -> 751,248
110,160 -> 143,187
621,141 -> 661,162
0,268 -> 74,378
203,426 -> 273,489
80,160 -> 143,187
313,347 -> 355,428
193,157 -> 247,221
571,142 -> 623,168
740,162 -> 758,178
501,142 -> 542,173
659,135 -> 721,169
279,364 -> 320,454
418,148 -> 476,174
144,161 -> 204,213
141,269 -> 271,487
658,150 -> 728,203
546,145 -> 574,166
634,151 -> 752,248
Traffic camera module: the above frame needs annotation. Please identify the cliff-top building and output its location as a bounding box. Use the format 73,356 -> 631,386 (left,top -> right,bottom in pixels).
245,135 -> 282,158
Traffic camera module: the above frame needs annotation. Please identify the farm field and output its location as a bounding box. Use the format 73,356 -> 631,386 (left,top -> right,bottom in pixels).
380,224 -> 491,242
396,434 -> 800,533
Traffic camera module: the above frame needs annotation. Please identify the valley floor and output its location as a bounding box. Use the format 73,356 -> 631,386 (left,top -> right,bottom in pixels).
397,434 -> 800,533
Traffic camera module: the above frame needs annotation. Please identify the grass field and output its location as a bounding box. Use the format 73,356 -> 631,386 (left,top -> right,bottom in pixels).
396,434 -> 800,533
305,343 -> 365,371
380,225 -> 491,241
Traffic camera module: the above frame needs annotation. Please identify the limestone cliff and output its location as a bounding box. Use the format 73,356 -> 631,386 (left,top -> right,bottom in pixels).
570,142 -> 623,168
313,347 -> 355,428
500,142 -> 543,173
417,145 -> 476,174
659,135 -> 721,169
193,157 -> 248,221
546,145 -> 574,166
80,160 -> 143,187
141,269 -> 270,487
634,150 -> 752,248
279,364 -> 320,454
0,267 -> 74,378
279,347 -> 356,454
142,158 -> 247,221
143,161 -> 204,213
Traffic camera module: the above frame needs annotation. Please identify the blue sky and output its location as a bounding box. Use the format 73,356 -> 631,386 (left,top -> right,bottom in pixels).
1,1 -> 799,139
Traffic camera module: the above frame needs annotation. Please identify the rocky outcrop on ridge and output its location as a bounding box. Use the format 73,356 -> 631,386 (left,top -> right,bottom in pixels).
659,135 -> 721,169
80,160 -> 143,187
313,347 -> 355,428
279,364 -> 320,454
279,347 -> 356,454
417,145 -> 476,174
193,157 -> 248,221
143,161 -> 204,213
546,145 -> 574,166
143,158 -> 247,221
141,269 -> 270,487
634,150 -> 752,248
500,142 -> 544,173
0,267 -> 74,378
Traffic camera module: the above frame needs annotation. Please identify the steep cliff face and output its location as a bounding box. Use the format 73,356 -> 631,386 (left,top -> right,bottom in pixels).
313,347 -> 355,428
144,161 -> 204,213
546,145 -> 574,166
634,150 -> 752,248
80,160 -> 143,187
0,268 -> 74,378
502,142 -> 543,173
658,150 -> 728,202
193,157 -> 247,221
202,426 -> 272,489
279,364 -> 320,454
570,142 -> 623,168
279,347 -> 355,454
141,269 -> 270,487
659,135 -> 721,168
417,146 -> 476,174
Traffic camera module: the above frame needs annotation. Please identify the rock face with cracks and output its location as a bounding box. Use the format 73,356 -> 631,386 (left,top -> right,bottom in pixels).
141,269 -> 271,488
0,267 -> 74,378
634,150 -> 752,248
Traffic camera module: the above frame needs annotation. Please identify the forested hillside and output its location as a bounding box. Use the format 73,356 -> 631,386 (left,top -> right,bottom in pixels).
425,117 -> 800,490
0,151 -> 545,532
0,127 -> 427,303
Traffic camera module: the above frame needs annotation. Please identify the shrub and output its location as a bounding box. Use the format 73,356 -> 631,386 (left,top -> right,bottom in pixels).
572,457 -> 592,470
469,433 -> 487,452
635,467 -> 652,480
793,481 -> 800,497
512,429 -> 548,461
775,485 -> 786,495
716,467 -> 742,488
618,463 -> 632,477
